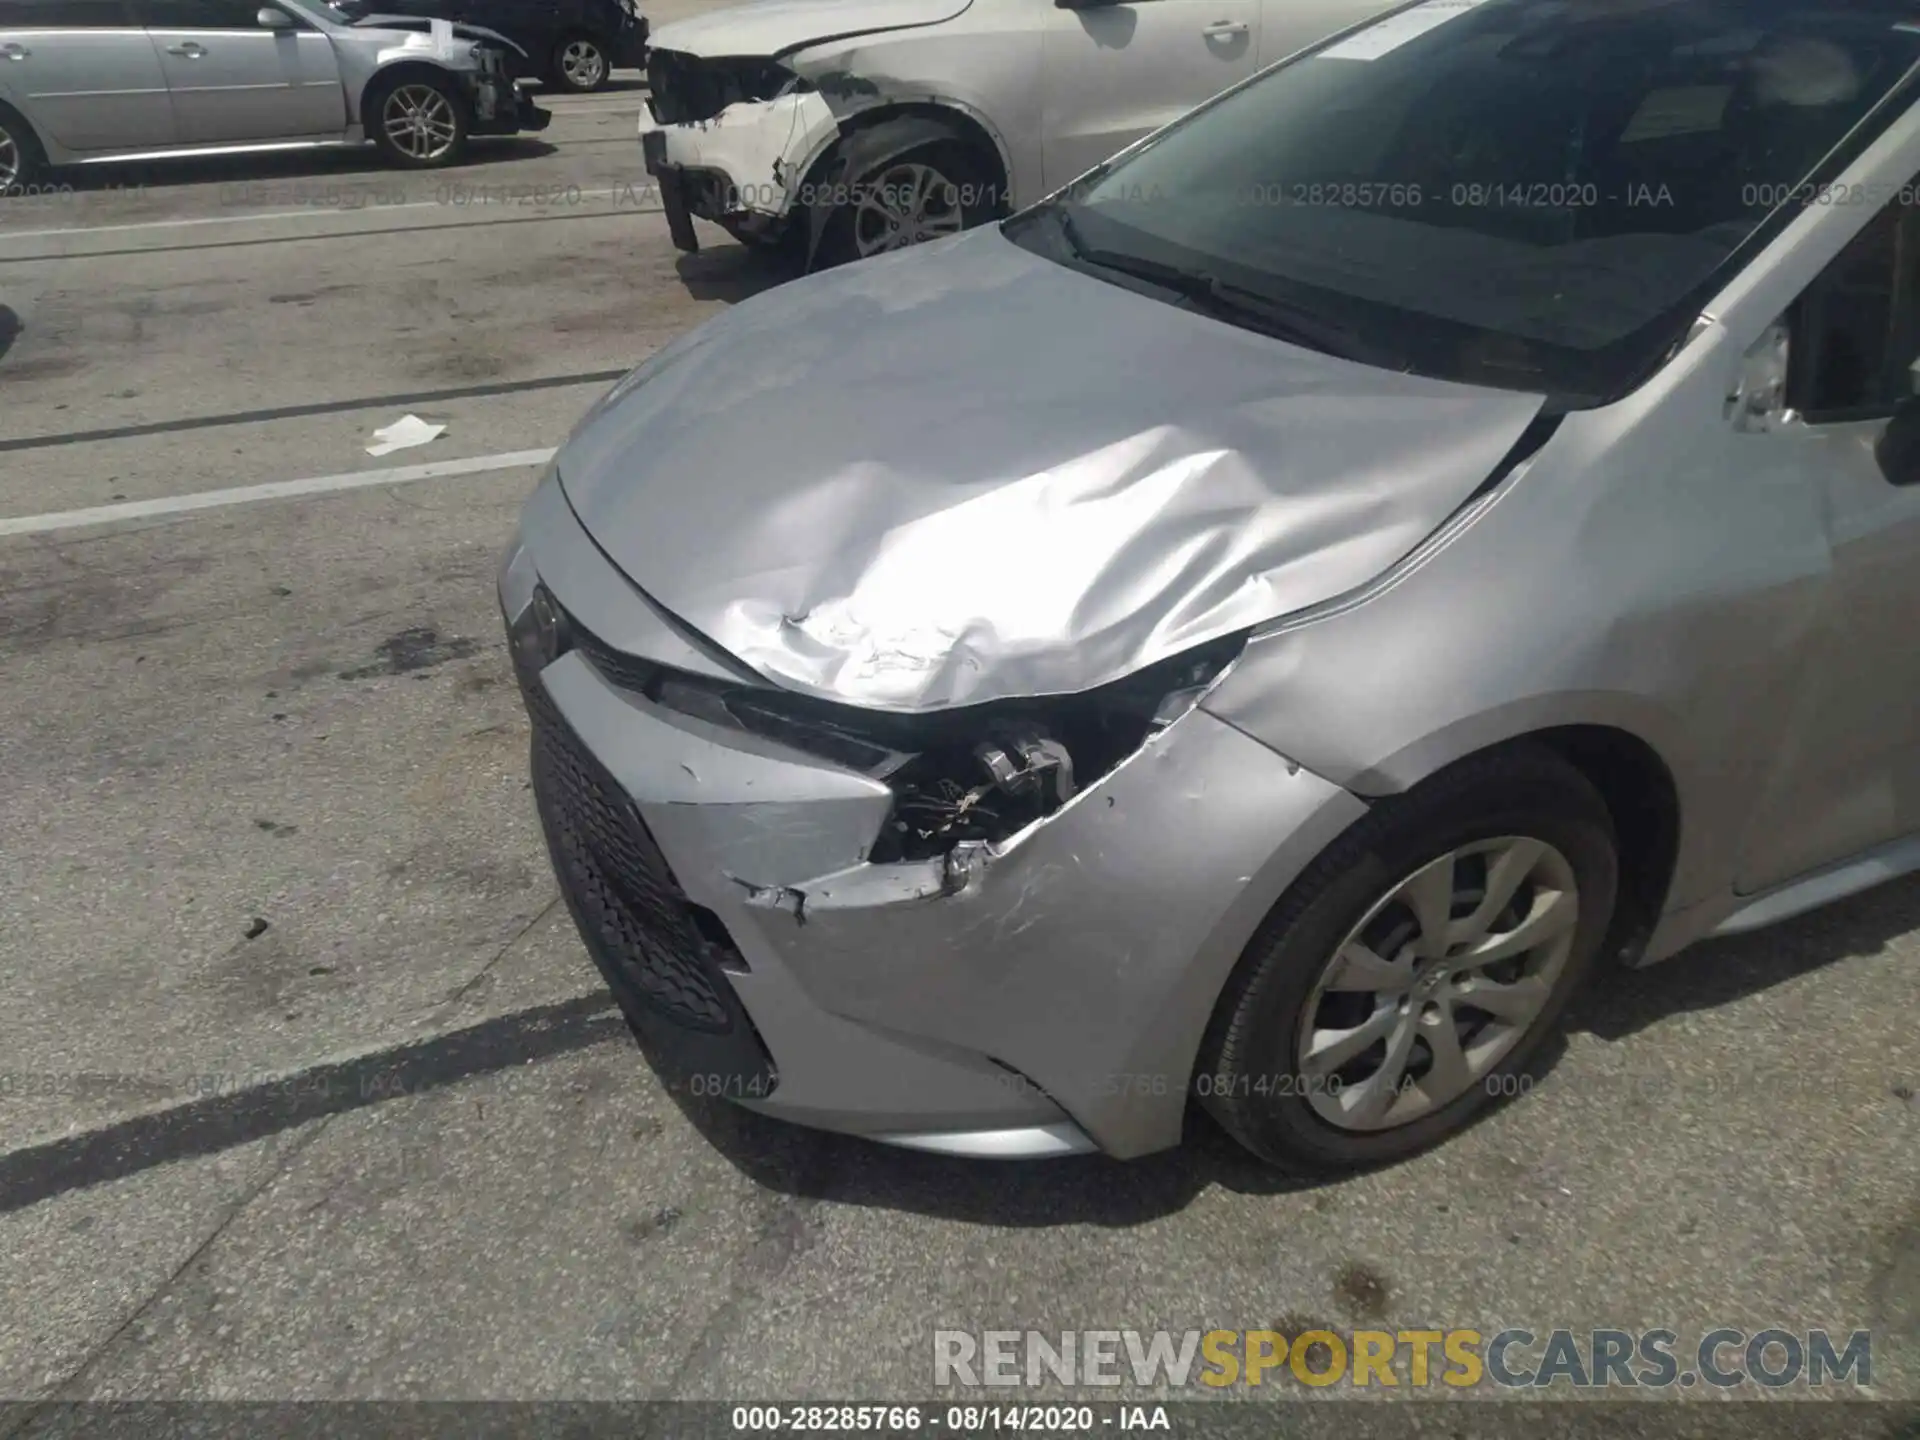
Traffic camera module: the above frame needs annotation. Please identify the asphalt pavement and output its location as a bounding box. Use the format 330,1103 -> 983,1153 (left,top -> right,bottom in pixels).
0,55 -> 1915,1431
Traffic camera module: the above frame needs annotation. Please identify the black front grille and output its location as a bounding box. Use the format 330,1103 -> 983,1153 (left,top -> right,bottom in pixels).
525,678 -> 742,1032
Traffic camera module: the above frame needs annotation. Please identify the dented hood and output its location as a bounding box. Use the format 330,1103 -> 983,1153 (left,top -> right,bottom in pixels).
649,0 -> 971,59
557,227 -> 1547,713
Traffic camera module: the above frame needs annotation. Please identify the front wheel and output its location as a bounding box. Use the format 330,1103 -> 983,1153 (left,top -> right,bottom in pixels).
551,34 -> 610,92
811,140 -> 998,269
1199,746 -> 1619,1174
0,107 -> 45,195
371,75 -> 470,169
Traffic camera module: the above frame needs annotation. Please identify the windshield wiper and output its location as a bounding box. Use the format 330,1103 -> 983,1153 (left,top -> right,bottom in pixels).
1196,277 -> 1381,364
1051,208 -> 1370,362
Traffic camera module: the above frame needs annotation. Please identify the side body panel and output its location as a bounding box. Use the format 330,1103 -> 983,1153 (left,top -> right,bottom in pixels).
1252,0 -> 1399,68
146,14 -> 346,143
1204,101 -> 1920,958
0,23 -> 176,154
1040,0 -> 1262,193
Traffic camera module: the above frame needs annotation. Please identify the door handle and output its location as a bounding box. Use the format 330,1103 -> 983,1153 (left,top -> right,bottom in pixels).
1203,19 -> 1249,35
165,42 -> 207,57
0,42 -> 29,59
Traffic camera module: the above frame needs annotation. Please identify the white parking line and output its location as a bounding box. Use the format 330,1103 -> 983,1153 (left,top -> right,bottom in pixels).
0,448 -> 556,538
0,202 -> 451,241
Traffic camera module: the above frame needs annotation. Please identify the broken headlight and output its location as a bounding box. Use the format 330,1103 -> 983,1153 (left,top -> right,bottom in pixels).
646,51 -> 808,125
708,637 -> 1247,863
540,589 -> 1244,862
875,724 -> 1081,861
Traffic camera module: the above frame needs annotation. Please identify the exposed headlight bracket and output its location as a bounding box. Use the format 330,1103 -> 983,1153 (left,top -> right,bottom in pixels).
977,729 -> 1076,805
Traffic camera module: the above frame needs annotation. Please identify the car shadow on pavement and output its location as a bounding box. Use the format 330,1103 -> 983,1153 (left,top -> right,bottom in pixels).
1570,872 -> 1920,1042
635,1055 -> 1316,1228
7,879 -> 1907,1221
674,245 -> 800,303
635,874 -> 1920,1226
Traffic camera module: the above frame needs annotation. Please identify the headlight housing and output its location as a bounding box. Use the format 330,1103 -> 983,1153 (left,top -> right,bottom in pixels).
522,588 -> 1244,862
646,51 -> 808,125
667,643 -> 1244,862
849,639 -> 1245,861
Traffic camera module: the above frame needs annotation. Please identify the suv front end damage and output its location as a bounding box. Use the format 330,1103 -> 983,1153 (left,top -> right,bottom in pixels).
639,50 -> 839,251
635,0 -> 998,259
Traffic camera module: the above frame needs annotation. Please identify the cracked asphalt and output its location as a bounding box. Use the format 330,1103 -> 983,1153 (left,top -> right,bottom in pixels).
0,34 -> 1915,1434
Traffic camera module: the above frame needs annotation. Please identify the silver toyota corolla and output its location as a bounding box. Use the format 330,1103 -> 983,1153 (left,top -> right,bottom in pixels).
502,0 -> 1920,1171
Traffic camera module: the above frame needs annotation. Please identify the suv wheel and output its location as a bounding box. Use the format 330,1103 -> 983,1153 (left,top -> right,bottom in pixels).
1199,746 -> 1619,1174
812,138 -> 999,269
553,34 -> 609,92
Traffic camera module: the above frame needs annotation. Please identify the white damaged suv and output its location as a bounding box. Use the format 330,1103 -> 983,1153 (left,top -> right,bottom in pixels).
638,0 -> 1398,266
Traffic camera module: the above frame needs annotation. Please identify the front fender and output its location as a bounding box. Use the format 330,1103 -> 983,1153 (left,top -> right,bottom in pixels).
794,94 -> 1015,199
786,111 -> 964,268
788,26 -> 1039,201
367,17 -> 501,66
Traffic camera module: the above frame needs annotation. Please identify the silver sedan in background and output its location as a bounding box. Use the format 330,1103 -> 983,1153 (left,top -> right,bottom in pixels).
502,0 -> 1920,1172
0,0 -> 548,192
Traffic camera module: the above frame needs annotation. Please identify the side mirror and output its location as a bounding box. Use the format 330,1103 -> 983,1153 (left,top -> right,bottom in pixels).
257,6 -> 293,26
1875,397 -> 1920,487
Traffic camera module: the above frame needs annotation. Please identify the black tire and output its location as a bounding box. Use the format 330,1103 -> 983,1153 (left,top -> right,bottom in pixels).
550,33 -> 610,92
368,72 -> 471,170
810,136 -> 1000,270
1198,744 -> 1619,1175
0,103 -> 46,196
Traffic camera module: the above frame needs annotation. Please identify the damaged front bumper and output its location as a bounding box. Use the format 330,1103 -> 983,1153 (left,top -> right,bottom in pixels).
465,72 -> 551,135
639,92 -> 839,253
501,473 -> 1367,1159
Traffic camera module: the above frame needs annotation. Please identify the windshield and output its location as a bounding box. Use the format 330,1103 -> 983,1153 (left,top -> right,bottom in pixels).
1009,0 -> 1920,404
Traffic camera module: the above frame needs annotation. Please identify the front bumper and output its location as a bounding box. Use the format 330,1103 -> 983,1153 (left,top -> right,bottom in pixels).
469,75 -> 552,135
638,94 -> 839,254
501,474 -> 1368,1158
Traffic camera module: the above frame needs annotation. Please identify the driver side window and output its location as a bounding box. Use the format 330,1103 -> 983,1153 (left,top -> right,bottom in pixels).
1787,188 -> 1920,423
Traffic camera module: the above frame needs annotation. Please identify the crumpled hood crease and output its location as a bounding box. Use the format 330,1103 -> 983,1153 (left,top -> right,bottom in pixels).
556,228 -> 1547,712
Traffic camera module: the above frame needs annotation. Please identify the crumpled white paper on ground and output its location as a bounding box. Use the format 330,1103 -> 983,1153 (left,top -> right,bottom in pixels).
366,414 -> 446,458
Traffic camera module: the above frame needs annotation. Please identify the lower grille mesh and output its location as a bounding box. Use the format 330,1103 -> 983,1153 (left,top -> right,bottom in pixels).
526,680 -> 738,1032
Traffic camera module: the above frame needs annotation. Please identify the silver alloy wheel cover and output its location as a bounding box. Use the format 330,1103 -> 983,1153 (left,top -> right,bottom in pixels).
1296,836 -> 1579,1133
0,125 -> 19,192
561,39 -> 606,88
383,84 -> 459,162
851,160 -> 966,258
